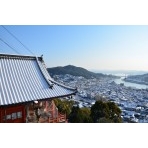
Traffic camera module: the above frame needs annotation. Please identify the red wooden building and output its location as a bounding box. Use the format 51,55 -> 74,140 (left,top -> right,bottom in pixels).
0,54 -> 77,123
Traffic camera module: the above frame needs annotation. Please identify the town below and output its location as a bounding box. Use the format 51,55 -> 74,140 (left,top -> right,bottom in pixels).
53,74 -> 148,123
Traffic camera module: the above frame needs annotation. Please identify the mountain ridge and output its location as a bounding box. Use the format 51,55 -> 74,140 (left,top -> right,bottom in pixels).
47,65 -> 118,79
124,73 -> 148,85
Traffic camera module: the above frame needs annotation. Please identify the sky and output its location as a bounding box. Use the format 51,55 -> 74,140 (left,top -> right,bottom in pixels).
0,1 -> 148,147
0,25 -> 148,71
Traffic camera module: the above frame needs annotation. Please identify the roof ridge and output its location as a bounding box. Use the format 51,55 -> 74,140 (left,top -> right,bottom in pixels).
0,53 -> 37,59
35,57 -> 54,88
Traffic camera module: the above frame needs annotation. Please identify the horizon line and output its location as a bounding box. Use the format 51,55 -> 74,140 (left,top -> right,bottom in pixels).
47,65 -> 148,73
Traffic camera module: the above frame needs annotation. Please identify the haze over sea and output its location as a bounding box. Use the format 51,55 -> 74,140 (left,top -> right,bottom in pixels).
92,70 -> 148,89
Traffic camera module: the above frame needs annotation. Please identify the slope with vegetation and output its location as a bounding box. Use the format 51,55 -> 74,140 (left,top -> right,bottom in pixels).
124,73 -> 148,85
47,65 -> 118,79
54,98 -> 122,123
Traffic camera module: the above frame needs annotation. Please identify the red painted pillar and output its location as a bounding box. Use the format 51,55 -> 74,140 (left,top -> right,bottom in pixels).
22,105 -> 26,123
0,107 -> 1,123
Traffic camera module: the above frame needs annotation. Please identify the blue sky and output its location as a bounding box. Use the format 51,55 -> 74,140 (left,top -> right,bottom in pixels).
0,25 -> 148,71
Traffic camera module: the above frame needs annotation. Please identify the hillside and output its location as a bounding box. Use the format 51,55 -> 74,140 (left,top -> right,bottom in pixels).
124,73 -> 148,85
47,65 -> 117,79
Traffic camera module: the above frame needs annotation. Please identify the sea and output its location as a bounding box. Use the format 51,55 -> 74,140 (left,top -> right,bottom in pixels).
93,70 -> 148,89
114,77 -> 148,89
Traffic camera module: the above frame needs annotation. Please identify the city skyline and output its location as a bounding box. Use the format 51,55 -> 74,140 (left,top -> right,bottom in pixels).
0,25 -> 148,71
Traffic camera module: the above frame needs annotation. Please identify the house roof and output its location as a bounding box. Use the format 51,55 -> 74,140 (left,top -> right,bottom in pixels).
0,53 -> 77,106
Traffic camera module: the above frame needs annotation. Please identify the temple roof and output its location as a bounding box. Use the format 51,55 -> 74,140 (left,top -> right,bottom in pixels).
0,53 -> 77,106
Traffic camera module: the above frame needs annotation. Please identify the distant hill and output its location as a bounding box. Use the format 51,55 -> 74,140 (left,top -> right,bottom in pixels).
47,65 -> 118,79
124,73 -> 148,85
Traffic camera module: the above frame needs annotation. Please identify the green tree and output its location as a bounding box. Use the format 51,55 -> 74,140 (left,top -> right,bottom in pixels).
68,106 -> 92,123
107,101 -> 122,123
90,100 -> 110,122
68,106 -> 81,123
54,98 -> 122,123
80,107 -> 92,123
54,98 -> 74,116
91,100 -> 122,123
98,117 -> 113,123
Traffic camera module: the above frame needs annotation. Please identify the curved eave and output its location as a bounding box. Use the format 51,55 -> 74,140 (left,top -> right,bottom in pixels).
49,79 -> 77,91
36,57 -> 77,91
0,90 -> 77,107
